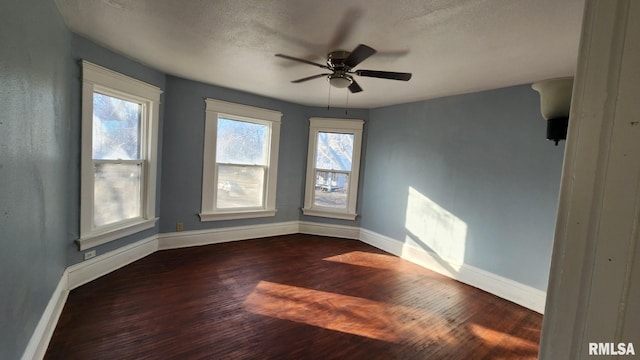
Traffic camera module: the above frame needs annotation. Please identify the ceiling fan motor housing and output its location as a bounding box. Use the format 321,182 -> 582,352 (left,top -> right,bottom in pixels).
327,50 -> 354,88
327,50 -> 350,69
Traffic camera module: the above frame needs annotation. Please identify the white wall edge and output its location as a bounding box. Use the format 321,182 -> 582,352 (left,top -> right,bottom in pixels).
298,221 -> 360,239
67,235 -> 158,290
157,221 -> 299,250
359,228 -> 546,313
21,272 -> 69,360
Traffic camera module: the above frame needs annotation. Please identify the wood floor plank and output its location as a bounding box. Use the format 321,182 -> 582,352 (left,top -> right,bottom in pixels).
45,234 -> 542,359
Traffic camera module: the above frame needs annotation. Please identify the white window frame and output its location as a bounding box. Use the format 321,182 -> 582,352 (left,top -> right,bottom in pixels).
199,99 -> 282,221
302,117 -> 364,220
78,61 -> 161,251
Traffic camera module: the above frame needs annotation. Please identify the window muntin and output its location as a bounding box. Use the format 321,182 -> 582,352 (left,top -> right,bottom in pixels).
79,60 -> 161,250
200,99 -> 282,221
303,118 -> 363,220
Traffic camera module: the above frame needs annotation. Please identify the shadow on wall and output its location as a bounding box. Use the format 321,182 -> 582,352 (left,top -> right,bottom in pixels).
402,186 -> 468,278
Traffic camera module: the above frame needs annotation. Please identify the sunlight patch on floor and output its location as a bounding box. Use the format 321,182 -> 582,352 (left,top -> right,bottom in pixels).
468,323 -> 539,358
323,251 -> 434,275
243,280 -> 457,344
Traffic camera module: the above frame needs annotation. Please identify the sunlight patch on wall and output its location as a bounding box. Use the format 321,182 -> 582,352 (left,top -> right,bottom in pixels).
404,187 -> 468,271
243,280 -> 457,344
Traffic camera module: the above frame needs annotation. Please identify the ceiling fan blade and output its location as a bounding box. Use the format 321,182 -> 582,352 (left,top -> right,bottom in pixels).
356,70 -> 412,81
291,73 -> 330,83
348,80 -> 363,93
327,8 -> 364,50
344,44 -> 376,68
275,54 -> 329,69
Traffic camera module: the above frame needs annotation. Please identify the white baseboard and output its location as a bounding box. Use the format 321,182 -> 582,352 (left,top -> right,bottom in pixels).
157,221 -> 299,250
359,228 -> 546,313
21,273 -> 69,360
66,235 -> 158,290
298,221 -> 360,239
359,227 -> 405,255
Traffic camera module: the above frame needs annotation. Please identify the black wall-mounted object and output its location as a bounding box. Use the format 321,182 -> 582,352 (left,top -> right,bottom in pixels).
531,77 -> 573,147
547,117 -> 569,146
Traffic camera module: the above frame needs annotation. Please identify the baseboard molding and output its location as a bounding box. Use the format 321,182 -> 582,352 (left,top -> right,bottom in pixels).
359,228 -> 546,313
298,221 -> 360,239
21,273 -> 69,360
67,235 -> 158,290
157,221 -> 299,250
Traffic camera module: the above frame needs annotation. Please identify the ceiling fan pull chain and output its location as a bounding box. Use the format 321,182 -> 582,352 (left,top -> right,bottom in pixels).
327,82 -> 332,110
345,90 -> 349,115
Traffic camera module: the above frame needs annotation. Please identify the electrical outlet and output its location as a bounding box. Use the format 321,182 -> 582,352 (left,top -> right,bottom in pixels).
84,250 -> 96,261
176,222 -> 184,232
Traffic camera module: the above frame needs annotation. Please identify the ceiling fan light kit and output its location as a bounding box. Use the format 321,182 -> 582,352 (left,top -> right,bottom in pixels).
276,44 -> 412,94
328,74 -> 352,88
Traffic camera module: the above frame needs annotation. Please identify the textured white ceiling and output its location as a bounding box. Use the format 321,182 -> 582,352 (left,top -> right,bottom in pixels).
54,0 -> 585,108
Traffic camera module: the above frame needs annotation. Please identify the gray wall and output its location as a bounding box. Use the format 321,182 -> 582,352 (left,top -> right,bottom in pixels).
0,0 -> 73,358
160,76 -> 369,232
361,85 -> 564,290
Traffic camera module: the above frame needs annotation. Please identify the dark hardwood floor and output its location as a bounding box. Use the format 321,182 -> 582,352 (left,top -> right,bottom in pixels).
45,234 -> 542,359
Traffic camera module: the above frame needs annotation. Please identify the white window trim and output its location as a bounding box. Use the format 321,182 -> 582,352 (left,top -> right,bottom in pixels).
78,61 -> 161,251
302,117 -> 364,220
199,99 -> 282,221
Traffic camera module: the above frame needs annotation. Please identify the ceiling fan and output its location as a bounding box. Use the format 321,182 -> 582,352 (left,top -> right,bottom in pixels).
275,44 -> 412,93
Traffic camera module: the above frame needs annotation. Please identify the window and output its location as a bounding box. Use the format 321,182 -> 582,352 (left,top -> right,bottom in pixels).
79,61 -> 161,250
200,99 -> 282,221
303,118 -> 364,220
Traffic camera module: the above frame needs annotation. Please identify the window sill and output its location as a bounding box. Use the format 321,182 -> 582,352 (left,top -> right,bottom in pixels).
199,209 -> 277,222
302,208 -> 358,221
77,218 -> 158,251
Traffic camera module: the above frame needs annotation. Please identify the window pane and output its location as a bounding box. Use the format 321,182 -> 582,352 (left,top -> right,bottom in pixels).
94,163 -> 142,227
92,93 -> 141,160
314,171 -> 348,208
217,118 -> 268,165
216,165 -> 265,209
315,132 -> 353,171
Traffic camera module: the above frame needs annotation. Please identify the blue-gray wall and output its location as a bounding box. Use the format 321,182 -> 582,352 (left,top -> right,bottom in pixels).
361,86 -> 564,290
0,1 -> 73,358
160,76 -> 369,232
